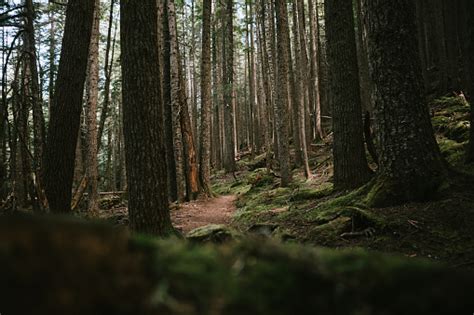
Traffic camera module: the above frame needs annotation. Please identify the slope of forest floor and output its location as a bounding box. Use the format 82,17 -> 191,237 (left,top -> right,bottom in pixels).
74,95 -> 474,268
211,95 -> 474,269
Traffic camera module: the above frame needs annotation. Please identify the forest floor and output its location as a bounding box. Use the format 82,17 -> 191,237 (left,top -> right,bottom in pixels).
93,95 -> 474,268
198,94 -> 474,269
170,195 -> 237,234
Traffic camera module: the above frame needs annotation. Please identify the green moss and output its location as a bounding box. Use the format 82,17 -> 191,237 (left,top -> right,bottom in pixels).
186,224 -> 240,243
289,183 -> 333,201
2,215 -> 474,314
212,179 -> 251,196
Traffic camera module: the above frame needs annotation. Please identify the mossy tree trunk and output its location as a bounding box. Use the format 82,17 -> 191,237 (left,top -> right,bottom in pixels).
325,0 -> 371,190
361,0 -> 446,207
120,0 -> 175,236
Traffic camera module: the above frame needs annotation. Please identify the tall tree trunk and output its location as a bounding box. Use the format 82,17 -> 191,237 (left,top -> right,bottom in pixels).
325,0 -> 371,190
48,3 -> 56,109
84,0 -> 100,213
245,1 -> 255,156
198,0 -> 212,195
353,0 -> 372,112
288,1 -> 303,168
256,0 -> 274,169
361,0 -> 446,206
164,0 -> 185,201
168,0 -> 200,201
295,0 -> 312,178
43,0 -> 95,213
223,0 -> 236,173
162,0 -> 179,202
190,0 -> 199,148
463,1 -> 474,163
24,0 -> 46,210
97,0 -> 116,148
308,0 -> 324,140
274,0 -> 292,186
120,0 -> 175,236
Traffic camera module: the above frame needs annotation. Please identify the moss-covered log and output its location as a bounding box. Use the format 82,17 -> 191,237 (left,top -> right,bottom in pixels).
0,215 -> 473,315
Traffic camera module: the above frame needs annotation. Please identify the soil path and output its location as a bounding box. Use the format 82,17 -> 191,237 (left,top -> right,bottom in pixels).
171,195 -> 237,234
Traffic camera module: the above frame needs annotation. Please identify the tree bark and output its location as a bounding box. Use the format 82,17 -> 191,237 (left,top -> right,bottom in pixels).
462,1 -> 474,162
325,0 -> 371,190
361,0 -> 446,206
97,0 -> 116,149
223,0 -> 236,173
120,0 -> 175,236
167,0 -> 199,201
24,0 -> 46,211
308,0 -> 324,140
164,0 -> 185,201
274,0 -> 292,186
161,0 -> 179,202
198,0 -> 212,195
84,0 -> 100,213
43,0 -> 95,213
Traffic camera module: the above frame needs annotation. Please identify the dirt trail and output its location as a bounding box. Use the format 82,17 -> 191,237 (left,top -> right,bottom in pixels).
171,195 -> 237,234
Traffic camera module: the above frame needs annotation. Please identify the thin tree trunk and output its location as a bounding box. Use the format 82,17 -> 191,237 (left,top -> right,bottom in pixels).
223,0 -> 236,173
97,0 -> 116,148
164,0 -> 185,201
162,0 -> 179,202
24,0 -> 46,210
84,0 -> 100,213
198,0 -> 213,195
308,0 -> 324,140
168,0 -> 200,200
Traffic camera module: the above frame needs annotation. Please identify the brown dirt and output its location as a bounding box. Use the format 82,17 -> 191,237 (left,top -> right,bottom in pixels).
171,195 -> 237,234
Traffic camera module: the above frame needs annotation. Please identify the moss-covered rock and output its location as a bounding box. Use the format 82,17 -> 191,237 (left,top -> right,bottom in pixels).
187,224 -> 240,243
1,215 -> 474,315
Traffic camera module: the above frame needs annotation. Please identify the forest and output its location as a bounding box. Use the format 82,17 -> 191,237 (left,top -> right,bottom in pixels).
1,0 -> 474,313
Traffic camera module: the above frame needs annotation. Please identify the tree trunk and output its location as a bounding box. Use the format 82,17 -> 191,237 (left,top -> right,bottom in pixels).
325,0 -> 371,190
462,1 -> 474,162
198,0 -> 212,195
295,0 -> 312,179
274,0 -> 292,186
120,0 -> 175,236
223,0 -> 236,173
308,0 -> 324,140
84,0 -> 100,213
361,0 -> 446,207
97,0 -> 116,149
24,0 -> 46,211
167,0 -> 197,201
161,0 -> 179,202
43,0 -> 95,213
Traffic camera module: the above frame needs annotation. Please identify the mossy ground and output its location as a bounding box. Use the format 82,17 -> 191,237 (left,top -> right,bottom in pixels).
213,95 -> 474,268
2,215 -> 473,314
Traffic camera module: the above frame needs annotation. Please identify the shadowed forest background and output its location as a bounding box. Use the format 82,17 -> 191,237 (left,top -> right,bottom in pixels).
1,0 -> 474,314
